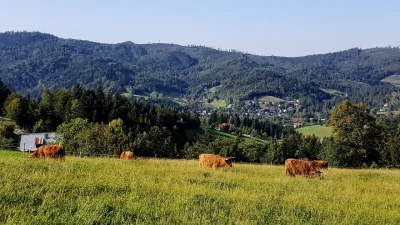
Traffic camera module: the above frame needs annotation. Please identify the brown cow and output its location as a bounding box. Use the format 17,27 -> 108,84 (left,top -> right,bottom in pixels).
29,145 -> 65,160
313,160 -> 328,169
285,158 -> 321,177
199,154 -> 233,169
120,151 -> 134,160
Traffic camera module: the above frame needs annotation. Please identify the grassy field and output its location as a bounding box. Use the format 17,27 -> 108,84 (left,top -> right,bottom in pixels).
212,130 -> 238,139
208,85 -> 222,94
1,151 -> 400,224
381,74 -> 400,87
210,100 -> 227,108
186,129 -> 238,141
187,129 -> 266,143
257,95 -> 284,103
320,88 -> 344,95
298,125 -> 333,139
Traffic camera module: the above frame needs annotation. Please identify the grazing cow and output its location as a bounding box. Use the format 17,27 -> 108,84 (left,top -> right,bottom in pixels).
285,158 -> 321,177
199,154 -> 233,169
313,160 -> 328,169
120,151 -> 134,160
29,145 -> 65,160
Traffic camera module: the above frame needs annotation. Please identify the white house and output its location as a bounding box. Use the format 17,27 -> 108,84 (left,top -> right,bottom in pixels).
19,132 -> 56,151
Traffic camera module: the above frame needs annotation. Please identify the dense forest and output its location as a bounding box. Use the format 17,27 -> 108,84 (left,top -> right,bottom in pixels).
0,81 -> 293,158
0,31 -> 400,115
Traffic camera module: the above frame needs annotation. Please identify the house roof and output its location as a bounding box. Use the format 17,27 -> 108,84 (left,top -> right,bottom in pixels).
217,123 -> 230,128
291,118 -> 302,123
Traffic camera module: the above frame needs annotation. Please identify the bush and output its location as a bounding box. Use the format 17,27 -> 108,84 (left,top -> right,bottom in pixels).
370,161 -> 379,169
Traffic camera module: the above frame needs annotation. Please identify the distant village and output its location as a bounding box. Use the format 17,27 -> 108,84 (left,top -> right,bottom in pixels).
196,97 -> 300,117
192,97 -> 330,129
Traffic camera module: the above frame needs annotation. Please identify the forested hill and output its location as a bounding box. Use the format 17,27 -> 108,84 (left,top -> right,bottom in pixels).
1,31 -> 399,109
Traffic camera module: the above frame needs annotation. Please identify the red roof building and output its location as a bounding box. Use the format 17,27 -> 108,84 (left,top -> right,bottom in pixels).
291,118 -> 302,123
217,123 -> 230,130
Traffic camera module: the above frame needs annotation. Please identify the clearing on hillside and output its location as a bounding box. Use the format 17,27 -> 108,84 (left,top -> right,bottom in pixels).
298,125 -> 332,139
185,129 -> 237,141
210,99 -> 227,108
1,150 -> 400,224
381,75 -> 400,87
257,95 -> 285,103
320,88 -> 344,95
208,85 -> 222,93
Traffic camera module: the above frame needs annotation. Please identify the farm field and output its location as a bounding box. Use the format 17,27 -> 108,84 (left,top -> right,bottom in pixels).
1,151 -> 400,224
298,125 -> 333,139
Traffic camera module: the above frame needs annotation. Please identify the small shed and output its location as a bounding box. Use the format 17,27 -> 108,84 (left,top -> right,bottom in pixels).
19,132 -> 56,151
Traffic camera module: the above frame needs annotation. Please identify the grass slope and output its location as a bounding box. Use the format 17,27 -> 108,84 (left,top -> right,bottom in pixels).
186,129 -> 266,143
320,88 -> 344,95
1,151 -> 400,224
298,125 -> 333,139
257,95 -> 285,103
212,130 -> 237,139
208,85 -> 222,94
185,129 -> 237,142
210,99 -> 227,108
381,75 -> 400,87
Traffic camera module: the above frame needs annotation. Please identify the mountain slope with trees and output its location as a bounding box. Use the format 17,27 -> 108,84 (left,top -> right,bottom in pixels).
0,31 -> 399,112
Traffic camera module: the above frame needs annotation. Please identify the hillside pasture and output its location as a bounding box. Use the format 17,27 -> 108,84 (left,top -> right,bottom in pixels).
212,130 -> 237,139
381,74 -> 400,87
257,95 -> 285,103
298,125 -> 332,139
320,88 -> 344,95
208,85 -> 222,94
0,150 -> 400,224
210,99 -> 227,108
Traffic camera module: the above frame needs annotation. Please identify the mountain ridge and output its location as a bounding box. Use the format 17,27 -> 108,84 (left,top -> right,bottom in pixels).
0,31 -> 399,112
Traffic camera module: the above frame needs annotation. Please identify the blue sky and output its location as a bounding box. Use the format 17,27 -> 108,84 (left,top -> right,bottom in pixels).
0,0 -> 398,56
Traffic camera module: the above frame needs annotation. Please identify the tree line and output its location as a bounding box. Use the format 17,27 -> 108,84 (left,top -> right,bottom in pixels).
1,79 -> 399,167
1,81 -> 290,159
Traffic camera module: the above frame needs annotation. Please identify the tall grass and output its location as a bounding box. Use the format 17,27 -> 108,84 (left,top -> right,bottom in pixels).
0,150 -> 399,224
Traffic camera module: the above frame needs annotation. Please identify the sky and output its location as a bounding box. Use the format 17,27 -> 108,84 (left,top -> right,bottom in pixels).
0,0 -> 399,57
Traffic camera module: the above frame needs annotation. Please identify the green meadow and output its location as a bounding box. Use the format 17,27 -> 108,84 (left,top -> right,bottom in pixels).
0,150 -> 399,224
298,125 -> 333,139
210,100 -> 227,108
381,74 -> 400,87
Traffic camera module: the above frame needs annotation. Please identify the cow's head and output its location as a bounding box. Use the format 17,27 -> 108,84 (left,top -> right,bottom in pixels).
225,157 -> 233,167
